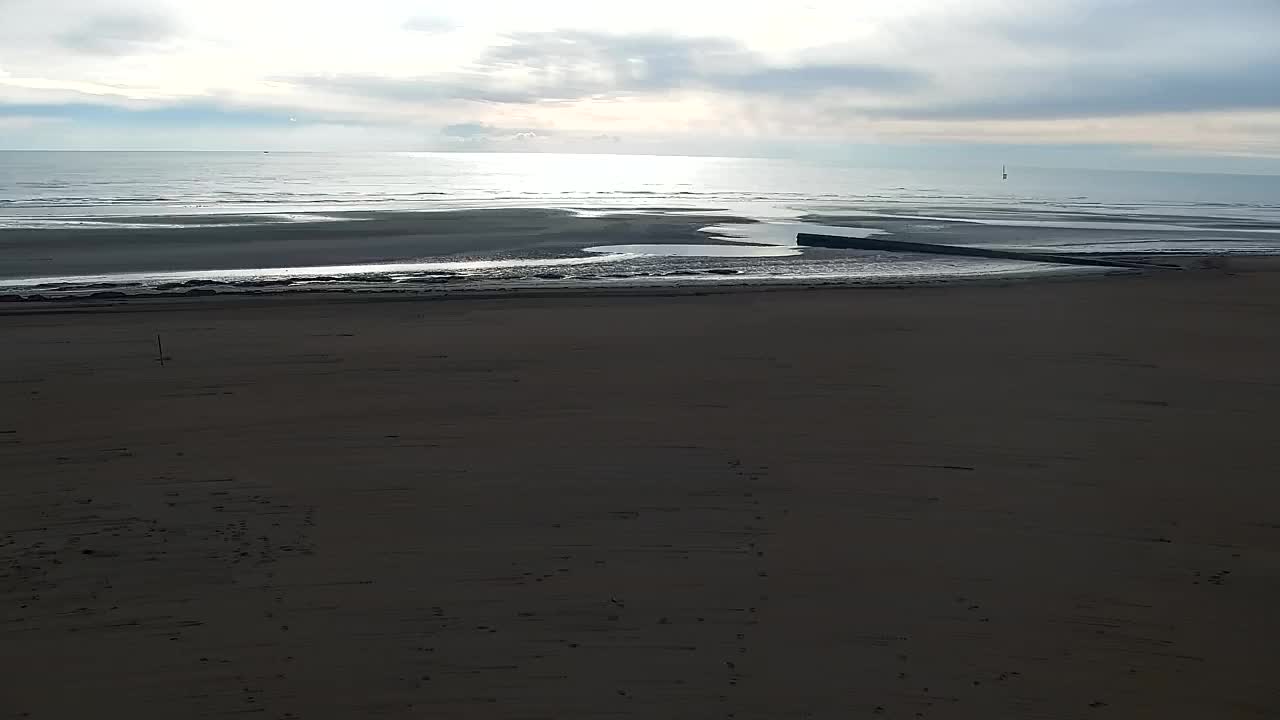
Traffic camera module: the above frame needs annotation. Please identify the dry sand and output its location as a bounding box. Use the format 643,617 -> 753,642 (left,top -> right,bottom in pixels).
3,262 -> 1279,718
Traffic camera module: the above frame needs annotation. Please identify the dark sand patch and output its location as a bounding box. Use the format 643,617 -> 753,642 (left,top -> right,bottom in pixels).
2,263 -> 1279,718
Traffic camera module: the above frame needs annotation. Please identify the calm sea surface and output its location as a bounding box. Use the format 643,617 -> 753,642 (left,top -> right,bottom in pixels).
4,151 -> 1280,220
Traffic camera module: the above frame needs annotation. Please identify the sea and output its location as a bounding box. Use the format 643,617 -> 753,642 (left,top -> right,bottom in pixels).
2,151 -> 1279,298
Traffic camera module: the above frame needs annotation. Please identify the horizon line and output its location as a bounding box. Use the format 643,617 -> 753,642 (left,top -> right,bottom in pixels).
1,148 -> 1278,178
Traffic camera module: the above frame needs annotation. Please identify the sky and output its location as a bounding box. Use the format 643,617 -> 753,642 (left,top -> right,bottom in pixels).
1,0 -> 1278,172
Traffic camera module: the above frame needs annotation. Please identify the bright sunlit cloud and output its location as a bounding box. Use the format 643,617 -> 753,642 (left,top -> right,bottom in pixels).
1,0 -> 1278,170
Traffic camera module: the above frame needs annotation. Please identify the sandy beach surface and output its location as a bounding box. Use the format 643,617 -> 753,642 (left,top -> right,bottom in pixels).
3,262 -> 1279,719
0,209 -> 753,281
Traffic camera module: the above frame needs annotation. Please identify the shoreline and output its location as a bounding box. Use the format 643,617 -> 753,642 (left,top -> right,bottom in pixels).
5,205 -> 1279,303
5,255 -> 1274,314
1,264 -> 1131,311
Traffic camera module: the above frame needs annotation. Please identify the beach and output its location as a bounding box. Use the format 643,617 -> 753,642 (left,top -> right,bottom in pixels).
5,154 -> 1280,299
3,260 -> 1279,718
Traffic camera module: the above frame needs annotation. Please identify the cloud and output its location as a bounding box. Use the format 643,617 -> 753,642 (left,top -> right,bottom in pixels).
0,101 -> 302,128
478,30 -> 928,98
867,61 -> 1280,121
1,0 -> 1279,166
441,121 -> 548,143
285,73 -> 546,106
990,0 -> 1280,54
283,30 -> 929,108
858,0 -> 1280,122
403,16 -> 457,34
57,11 -> 177,56
0,114 -> 68,130
479,30 -> 747,95
441,122 -> 497,139
869,110 -> 1280,161
0,70 -> 164,102
710,64 -> 926,96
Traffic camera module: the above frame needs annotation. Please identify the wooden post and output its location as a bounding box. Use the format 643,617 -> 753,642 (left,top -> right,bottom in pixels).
157,334 -> 165,367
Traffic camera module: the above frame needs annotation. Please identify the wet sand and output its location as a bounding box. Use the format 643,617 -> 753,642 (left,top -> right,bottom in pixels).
0,209 -> 751,281
3,262 -> 1279,718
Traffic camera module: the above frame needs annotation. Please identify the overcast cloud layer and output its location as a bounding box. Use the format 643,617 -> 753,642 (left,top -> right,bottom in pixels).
1,0 -> 1278,170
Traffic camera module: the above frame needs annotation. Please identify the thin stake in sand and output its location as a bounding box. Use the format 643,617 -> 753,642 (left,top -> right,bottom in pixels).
156,333 -> 166,367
